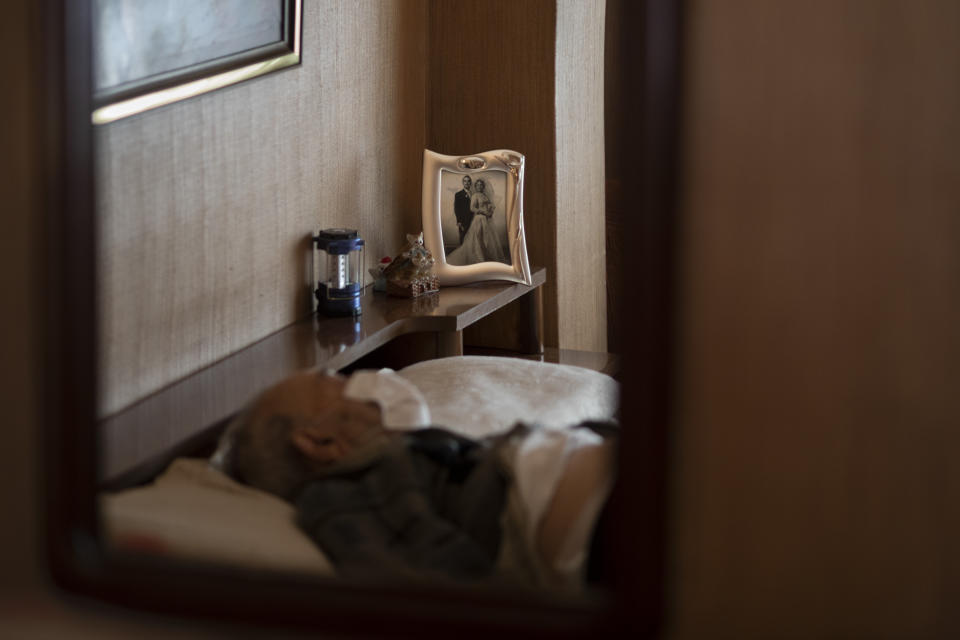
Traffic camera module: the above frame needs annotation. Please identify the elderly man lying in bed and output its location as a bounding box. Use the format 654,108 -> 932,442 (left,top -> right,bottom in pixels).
211,369 -> 617,590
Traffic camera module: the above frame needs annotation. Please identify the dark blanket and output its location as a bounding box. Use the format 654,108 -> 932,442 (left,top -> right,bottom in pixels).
294,428 -> 508,582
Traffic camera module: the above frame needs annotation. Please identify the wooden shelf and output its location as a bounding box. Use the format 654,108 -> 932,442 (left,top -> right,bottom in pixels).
99,268 -> 546,484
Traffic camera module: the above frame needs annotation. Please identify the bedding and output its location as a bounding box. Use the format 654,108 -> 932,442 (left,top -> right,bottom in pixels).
295,428 -> 508,582
100,456 -> 333,574
100,356 -> 619,584
395,356 -> 619,439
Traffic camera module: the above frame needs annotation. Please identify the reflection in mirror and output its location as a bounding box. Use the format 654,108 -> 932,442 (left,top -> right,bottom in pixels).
98,276 -> 622,597
207,369 -> 618,589
51,0 -> 677,633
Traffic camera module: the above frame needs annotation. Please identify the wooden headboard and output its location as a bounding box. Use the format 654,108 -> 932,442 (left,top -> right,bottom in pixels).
99,269 -> 547,488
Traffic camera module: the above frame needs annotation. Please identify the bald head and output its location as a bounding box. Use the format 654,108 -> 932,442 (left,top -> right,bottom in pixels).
217,371 -> 390,500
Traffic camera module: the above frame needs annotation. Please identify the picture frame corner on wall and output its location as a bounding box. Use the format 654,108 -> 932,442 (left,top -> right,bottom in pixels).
421,148 -> 533,287
91,0 -> 303,125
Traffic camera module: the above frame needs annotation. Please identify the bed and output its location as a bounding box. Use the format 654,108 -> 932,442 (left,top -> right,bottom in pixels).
98,273 -> 619,584
100,356 -> 619,579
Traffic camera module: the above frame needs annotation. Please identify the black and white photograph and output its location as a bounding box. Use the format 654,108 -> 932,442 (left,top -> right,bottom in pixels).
422,149 -> 531,286
440,170 -> 512,266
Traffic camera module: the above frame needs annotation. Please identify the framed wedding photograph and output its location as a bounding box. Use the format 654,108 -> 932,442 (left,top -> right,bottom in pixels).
421,149 -> 533,286
92,0 -> 302,124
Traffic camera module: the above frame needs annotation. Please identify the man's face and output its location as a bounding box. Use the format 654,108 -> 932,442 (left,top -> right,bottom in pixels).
247,372 -> 384,467
462,176 -> 472,191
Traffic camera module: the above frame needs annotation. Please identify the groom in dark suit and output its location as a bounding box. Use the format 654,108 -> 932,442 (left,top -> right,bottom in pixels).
454,175 -> 474,245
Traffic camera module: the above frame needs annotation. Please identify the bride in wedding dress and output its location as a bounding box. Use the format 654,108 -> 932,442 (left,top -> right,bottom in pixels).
446,178 -> 511,266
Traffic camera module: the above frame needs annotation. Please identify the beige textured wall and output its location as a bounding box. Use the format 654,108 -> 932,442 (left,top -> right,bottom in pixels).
555,0 -> 606,351
671,1 -> 960,637
97,1 -> 427,415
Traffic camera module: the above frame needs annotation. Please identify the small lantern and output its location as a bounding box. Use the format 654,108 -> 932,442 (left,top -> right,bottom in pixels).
313,228 -> 365,317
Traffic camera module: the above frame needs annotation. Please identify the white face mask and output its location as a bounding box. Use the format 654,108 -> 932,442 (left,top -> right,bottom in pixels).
343,369 -> 431,430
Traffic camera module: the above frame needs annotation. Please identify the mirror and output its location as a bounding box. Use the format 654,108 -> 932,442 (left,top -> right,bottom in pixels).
45,0 -> 678,632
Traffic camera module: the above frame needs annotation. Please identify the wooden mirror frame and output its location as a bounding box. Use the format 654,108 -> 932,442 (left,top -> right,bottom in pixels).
42,0 -> 682,634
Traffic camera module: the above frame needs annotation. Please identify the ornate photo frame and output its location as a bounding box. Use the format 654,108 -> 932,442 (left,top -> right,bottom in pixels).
421,149 -> 533,286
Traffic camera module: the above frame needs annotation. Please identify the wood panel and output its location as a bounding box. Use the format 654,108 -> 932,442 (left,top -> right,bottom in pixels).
96,0 -> 428,415
0,0 -> 43,593
672,1 -> 960,637
426,0 -> 560,346
604,0 -> 626,355
463,286 -> 544,354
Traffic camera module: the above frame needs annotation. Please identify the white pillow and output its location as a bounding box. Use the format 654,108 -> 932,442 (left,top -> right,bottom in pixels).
344,369 -> 431,429
99,458 -> 334,575
396,356 -> 619,439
